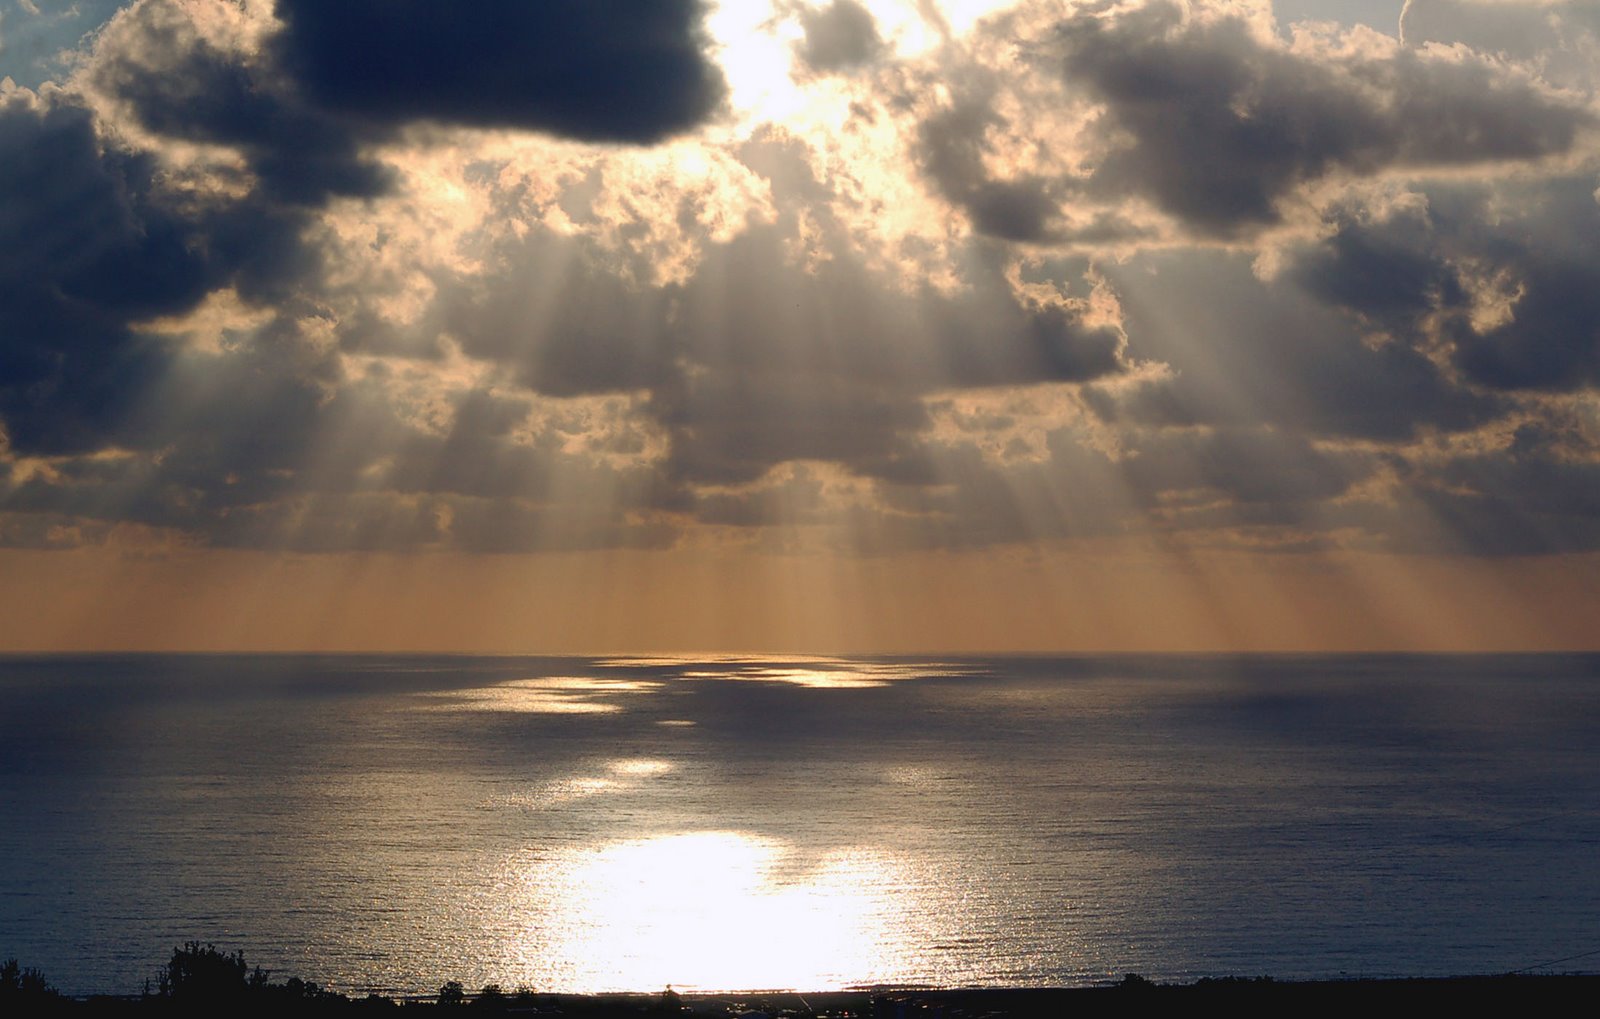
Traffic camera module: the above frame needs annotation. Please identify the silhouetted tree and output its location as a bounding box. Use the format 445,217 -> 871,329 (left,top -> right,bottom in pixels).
510,986 -> 538,1009
1,958 -> 57,999
160,942 -> 252,1002
474,983 -> 506,1009
438,980 -> 466,1006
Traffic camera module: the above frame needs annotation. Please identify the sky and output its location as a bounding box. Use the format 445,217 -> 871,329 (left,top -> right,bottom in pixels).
0,0 -> 1597,653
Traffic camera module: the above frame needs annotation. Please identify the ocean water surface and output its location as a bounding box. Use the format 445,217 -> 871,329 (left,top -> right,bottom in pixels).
2,653 -> 1598,995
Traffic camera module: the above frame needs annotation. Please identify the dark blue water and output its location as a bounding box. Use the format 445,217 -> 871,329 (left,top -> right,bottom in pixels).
2,654 -> 1598,994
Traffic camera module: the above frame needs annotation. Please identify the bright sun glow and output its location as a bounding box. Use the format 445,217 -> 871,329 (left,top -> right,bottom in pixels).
703,0 -> 1024,127
705,2 -> 809,125
502,831 -> 937,991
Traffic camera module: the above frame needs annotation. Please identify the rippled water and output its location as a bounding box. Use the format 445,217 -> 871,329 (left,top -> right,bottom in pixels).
2,653 -> 1598,995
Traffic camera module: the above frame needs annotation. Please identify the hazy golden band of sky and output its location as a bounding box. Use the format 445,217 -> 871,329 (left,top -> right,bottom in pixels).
3,544 -> 1596,653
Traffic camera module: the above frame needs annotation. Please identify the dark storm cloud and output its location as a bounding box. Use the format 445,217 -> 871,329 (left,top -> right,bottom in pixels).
874,422 -> 1373,555
917,90 -> 1065,243
385,390 -> 552,500
1456,263 -> 1600,391
0,93 -> 198,454
88,0 -> 732,207
1339,416 -> 1600,556
88,0 -> 390,207
689,464 -> 837,529
1042,0 -> 1592,237
216,495 -> 449,553
1,0 -> 734,552
434,231 -> 677,397
0,0 -> 393,460
7,0 -> 1597,563
1398,484 -> 1600,556
1293,207 -> 1452,323
1,320 -> 384,539
795,0 -> 886,74
1450,182 -> 1600,392
1424,421 -> 1600,554
272,0 -> 727,143
1214,170 -> 1600,554
662,219 -> 1124,396
858,446 -> 1050,552
431,220 -> 950,489
0,108 -> 404,542
1092,252 -> 1499,441
847,428 -> 1203,554
1295,176 -> 1600,393
0,339 -> 664,554
1120,426 -> 1369,512
649,366 -> 933,487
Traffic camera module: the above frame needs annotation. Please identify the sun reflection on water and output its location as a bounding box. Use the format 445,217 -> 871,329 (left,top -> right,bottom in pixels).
419,676 -> 663,714
501,758 -> 678,809
679,667 -> 892,688
501,831 -> 938,992
598,655 -> 967,689
607,758 -> 674,778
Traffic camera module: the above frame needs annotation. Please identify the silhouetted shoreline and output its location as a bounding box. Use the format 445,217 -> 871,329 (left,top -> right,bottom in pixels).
7,948 -> 1599,1016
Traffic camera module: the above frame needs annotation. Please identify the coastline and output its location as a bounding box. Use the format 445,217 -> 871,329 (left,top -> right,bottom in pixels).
10,970 -> 1600,1015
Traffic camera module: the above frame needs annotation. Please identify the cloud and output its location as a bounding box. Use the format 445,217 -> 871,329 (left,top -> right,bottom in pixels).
85,0 -> 389,207
0,0 -> 735,551
85,0 -> 733,200
1336,411 -> 1600,556
795,0 -> 886,74
916,0 -> 1593,243
1053,0 -> 1592,237
0,90 -> 192,454
1401,1 -> 1600,91
4,0 -> 1599,565
1416,423 -> 1600,554
917,91 -> 1065,243
432,142 -> 1130,494
431,220 -> 1127,494
1091,250 -> 1499,441
272,0 -> 727,143
1132,427 -> 1362,506
1294,174 -> 1600,392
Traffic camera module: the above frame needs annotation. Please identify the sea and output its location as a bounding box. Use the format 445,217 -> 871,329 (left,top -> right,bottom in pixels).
2,653 -> 1597,996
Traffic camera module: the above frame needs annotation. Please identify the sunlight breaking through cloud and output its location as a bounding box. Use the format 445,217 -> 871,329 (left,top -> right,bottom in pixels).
1,0 -> 1598,651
